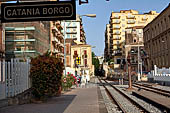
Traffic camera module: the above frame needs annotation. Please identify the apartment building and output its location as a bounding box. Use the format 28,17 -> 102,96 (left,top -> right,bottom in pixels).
50,21 -> 64,61
61,15 -> 86,44
5,22 -> 49,60
143,4 -> 170,71
104,24 -> 110,61
108,9 -> 159,69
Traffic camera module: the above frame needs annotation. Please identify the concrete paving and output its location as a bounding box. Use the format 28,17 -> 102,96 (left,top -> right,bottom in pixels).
0,77 -> 106,113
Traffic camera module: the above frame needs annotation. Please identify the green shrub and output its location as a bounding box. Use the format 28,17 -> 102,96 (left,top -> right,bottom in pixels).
30,52 -> 64,100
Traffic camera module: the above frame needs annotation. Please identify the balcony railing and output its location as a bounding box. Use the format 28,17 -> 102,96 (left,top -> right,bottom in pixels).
126,15 -> 135,19
142,17 -> 148,21
66,26 -> 77,28
127,20 -> 135,24
113,37 -> 121,40
112,32 -> 121,35
113,26 -> 121,29
112,21 -> 121,24
111,16 -> 121,19
66,31 -> 77,34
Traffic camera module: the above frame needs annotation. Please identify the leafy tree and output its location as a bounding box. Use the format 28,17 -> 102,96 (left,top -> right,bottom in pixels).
30,51 -> 64,100
92,52 -> 99,74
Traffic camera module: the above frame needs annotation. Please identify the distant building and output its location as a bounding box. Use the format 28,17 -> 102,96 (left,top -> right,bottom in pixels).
143,4 -> 170,71
5,22 -> 49,60
71,44 -> 93,76
106,9 -> 159,70
61,15 -> 86,44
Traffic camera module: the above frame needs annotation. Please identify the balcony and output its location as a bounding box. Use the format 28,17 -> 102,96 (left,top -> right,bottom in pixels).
52,27 -> 58,32
126,15 -> 135,19
113,26 -> 121,29
52,38 -> 59,43
66,26 -> 77,28
127,20 -> 135,24
142,17 -> 148,21
113,37 -> 121,40
111,16 -> 121,19
112,21 -> 121,24
66,31 -> 77,34
112,32 -> 121,35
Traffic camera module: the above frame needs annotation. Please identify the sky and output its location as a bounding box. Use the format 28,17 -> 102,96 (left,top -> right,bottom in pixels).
76,0 -> 170,56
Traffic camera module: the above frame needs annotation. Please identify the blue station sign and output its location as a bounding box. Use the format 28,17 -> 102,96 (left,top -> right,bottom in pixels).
1,0 -> 76,23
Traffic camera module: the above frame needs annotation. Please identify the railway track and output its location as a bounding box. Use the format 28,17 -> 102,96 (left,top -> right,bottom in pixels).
133,83 -> 170,97
98,77 -> 150,113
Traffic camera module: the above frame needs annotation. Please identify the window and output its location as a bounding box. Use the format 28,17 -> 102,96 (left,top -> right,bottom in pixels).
116,58 -> 121,64
66,57 -> 69,66
66,44 -> 69,54
85,59 -> 87,67
134,39 -> 136,43
122,24 -> 125,27
73,22 -> 76,26
84,50 -> 87,55
73,28 -> 76,31
73,34 -> 76,38
67,34 -> 70,38
66,28 -> 70,32
74,51 -> 77,55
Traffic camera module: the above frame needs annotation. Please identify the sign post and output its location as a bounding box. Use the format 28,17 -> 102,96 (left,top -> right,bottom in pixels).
1,0 -> 76,23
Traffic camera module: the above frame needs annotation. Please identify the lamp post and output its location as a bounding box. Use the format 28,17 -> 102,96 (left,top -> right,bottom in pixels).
63,14 -> 96,76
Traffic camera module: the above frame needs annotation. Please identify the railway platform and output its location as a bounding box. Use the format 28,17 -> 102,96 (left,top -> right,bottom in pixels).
0,77 -> 107,113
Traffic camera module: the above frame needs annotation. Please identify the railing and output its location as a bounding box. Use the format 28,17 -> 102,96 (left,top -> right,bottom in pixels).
149,65 -> 170,82
0,58 -> 31,100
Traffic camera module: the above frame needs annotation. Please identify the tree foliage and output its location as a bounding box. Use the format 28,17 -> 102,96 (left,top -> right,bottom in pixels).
30,52 -> 64,100
92,52 -> 100,74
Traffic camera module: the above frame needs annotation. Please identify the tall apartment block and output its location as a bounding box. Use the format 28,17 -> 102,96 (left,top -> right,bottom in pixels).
143,4 -> 170,71
50,21 -> 64,62
5,22 -> 49,60
61,15 -> 86,44
107,9 -> 159,70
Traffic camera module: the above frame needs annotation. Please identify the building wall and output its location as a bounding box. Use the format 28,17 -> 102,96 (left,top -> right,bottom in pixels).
108,9 -> 159,69
5,22 -> 49,60
143,4 -> 170,71
50,21 -> 64,61
61,15 -> 86,44
71,45 -> 92,75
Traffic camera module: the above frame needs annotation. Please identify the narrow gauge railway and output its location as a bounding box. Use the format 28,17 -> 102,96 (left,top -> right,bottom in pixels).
98,77 -> 150,113
133,83 -> 170,97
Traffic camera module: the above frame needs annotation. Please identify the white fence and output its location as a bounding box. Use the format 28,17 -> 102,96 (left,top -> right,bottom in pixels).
148,65 -> 170,82
0,59 -> 31,100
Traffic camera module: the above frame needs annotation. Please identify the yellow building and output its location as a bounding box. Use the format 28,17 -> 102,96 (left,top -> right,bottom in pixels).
108,9 -> 159,70
71,44 -> 93,77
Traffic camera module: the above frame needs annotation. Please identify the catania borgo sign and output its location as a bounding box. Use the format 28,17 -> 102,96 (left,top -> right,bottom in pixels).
1,0 -> 76,23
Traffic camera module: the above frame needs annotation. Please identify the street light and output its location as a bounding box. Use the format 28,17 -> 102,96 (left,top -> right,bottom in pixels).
63,14 -> 96,76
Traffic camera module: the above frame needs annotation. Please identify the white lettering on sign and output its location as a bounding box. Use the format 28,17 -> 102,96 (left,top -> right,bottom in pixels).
6,6 -> 71,17
42,7 -> 70,15
6,8 -> 41,16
